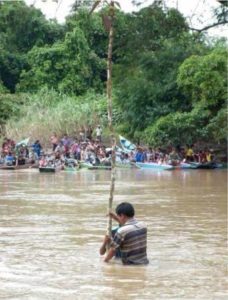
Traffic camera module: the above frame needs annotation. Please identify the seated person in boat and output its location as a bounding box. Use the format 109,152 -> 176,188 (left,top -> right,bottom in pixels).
135,148 -> 146,162
16,153 -> 26,165
4,152 -> 15,165
2,139 -> 10,156
50,132 -> 59,151
64,158 -> 78,168
2,138 -> 15,157
0,153 -> 4,164
122,153 -> 130,164
196,149 -> 213,164
196,150 -> 207,163
185,144 -> 194,162
99,148 -> 111,166
168,148 -> 181,166
54,151 -> 65,161
39,155 -> 47,167
205,149 -> 213,162
129,151 -> 135,162
101,202 -> 149,265
54,141 -> 65,154
70,140 -> 81,161
32,140 -> 42,160
85,149 -> 96,165
154,148 -> 165,163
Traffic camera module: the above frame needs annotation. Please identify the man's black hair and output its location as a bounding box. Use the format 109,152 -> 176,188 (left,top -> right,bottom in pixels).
115,202 -> 135,217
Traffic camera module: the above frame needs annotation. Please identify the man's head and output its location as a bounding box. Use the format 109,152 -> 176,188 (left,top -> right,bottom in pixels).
115,202 -> 135,224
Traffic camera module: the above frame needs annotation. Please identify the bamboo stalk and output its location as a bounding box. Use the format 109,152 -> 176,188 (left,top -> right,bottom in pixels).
106,1 -> 116,237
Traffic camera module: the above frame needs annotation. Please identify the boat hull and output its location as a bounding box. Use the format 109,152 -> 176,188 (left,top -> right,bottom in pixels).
189,162 -> 220,169
88,165 -> 111,170
39,166 -> 62,173
39,167 -> 56,173
64,166 -> 80,172
116,162 -> 139,169
80,161 -> 111,170
0,164 -> 31,170
79,162 -> 91,169
136,162 -> 174,170
174,162 -> 198,169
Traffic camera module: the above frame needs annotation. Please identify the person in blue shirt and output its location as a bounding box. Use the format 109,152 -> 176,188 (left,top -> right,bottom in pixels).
135,148 -> 145,162
5,152 -> 15,165
32,140 -> 42,160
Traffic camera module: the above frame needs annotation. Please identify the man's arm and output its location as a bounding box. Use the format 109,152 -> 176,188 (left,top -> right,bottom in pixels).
99,235 -> 110,255
109,212 -> 122,224
104,247 -> 116,263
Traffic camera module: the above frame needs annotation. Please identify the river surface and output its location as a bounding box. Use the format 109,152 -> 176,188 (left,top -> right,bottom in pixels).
0,168 -> 227,300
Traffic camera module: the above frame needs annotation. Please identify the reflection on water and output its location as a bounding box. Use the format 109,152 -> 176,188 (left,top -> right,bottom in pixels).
0,169 -> 227,299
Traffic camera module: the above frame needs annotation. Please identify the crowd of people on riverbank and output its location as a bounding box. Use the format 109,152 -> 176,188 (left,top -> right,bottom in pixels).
134,144 -> 214,165
0,127 -> 107,167
0,127 -> 217,169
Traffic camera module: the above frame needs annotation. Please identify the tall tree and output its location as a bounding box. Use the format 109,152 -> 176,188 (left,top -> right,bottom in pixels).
17,22 -> 105,94
0,1 -> 64,53
143,44 -> 227,147
0,0 -> 64,92
114,3 -> 205,136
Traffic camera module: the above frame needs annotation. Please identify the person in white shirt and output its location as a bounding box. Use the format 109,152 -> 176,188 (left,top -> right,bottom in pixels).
95,125 -> 102,142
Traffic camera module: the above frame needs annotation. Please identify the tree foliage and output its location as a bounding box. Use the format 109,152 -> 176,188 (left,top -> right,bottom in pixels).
4,88 -> 107,143
0,1 -> 64,53
114,4 -> 207,134
177,47 -> 227,109
0,1 -> 64,93
0,93 -> 26,133
0,1 -> 227,148
17,26 -> 106,94
142,45 -> 227,146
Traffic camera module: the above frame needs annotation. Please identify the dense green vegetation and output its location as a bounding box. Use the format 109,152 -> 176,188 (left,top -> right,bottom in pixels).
0,1 -> 227,147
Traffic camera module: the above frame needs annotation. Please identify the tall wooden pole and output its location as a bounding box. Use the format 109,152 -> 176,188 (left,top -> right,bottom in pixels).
90,0 -> 116,238
106,1 -> 116,237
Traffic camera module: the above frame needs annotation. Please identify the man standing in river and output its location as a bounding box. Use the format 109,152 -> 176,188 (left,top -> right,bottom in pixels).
101,202 -> 149,265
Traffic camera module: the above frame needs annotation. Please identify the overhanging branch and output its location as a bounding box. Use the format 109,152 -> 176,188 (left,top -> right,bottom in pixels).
188,20 -> 228,33
217,0 -> 228,7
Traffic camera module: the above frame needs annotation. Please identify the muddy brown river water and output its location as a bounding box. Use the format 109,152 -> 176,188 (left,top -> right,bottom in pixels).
0,168 -> 227,299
